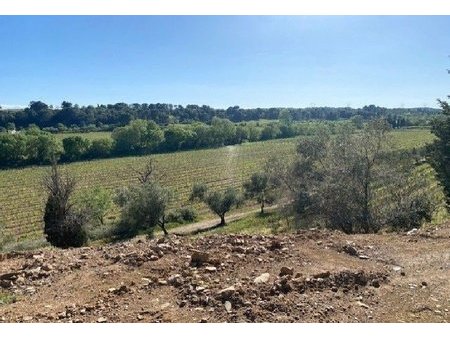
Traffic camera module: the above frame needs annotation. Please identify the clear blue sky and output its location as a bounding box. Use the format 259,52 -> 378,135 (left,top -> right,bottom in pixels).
0,16 -> 449,108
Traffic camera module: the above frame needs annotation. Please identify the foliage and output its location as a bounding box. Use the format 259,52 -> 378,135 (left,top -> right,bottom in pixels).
204,188 -> 242,226
277,120 -> 438,233
428,99 -> 450,207
190,182 -> 208,201
243,172 -> 278,214
167,206 -> 198,223
115,180 -> 172,238
43,164 -> 87,248
0,100 -> 440,131
75,186 -> 112,226
62,136 -> 91,162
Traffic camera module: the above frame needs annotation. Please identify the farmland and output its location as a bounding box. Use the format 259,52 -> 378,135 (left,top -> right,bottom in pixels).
0,129 -> 441,242
53,131 -> 112,141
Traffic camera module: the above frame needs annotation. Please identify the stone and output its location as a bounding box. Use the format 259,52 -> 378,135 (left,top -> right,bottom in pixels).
356,301 -> 370,309
224,301 -> 232,313
217,286 -> 236,300
191,250 -> 210,266
371,279 -> 381,288
97,317 -> 107,323
358,255 -> 370,260
407,228 -> 418,236
254,273 -> 270,284
22,316 -> 33,321
313,271 -> 330,279
421,281 -> 428,287
168,274 -> 183,287
343,245 -> 358,256
331,286 -> 338,292
205,266 -> 217,273
392,266 -> 402,272
279,267 -> 294,277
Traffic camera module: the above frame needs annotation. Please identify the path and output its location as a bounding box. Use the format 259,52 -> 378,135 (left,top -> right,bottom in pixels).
170,204 -> 278,236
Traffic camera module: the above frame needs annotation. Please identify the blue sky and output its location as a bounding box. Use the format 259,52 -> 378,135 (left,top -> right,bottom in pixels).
0,16 -> 448,108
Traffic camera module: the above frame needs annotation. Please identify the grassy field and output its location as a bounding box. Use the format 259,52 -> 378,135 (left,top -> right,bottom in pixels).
53,131 -> 112,141
0,129 -> 441,241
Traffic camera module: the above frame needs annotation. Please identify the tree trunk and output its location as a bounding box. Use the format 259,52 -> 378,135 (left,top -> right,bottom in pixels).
220,214 -> 226,226
159,216 -> 169,236
260,200 -> 265,214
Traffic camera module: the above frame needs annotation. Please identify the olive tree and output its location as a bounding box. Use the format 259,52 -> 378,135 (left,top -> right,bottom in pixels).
191,184 -> 241,226
243,172 -> 277,214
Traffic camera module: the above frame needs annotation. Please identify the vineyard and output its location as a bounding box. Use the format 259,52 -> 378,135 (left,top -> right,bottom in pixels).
0,129 -> 444,242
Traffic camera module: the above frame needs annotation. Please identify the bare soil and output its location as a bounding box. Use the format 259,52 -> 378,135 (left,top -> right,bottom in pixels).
0,223 -> 449,323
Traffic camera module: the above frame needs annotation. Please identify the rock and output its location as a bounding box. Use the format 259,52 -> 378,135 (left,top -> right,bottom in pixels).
400,271 -> 406,276
217,286 -> 236,300
25,286 -> 36,295
97,317 -> 107,323
168,274 -> 183,287
279,267 -> 294,277
254,273 -> 270,284
224,301 -> 232,313
0,272 -> 18,281
141,278 -> 152,286
137,314 -> 144,321
331,286 -> 338,292
161,302 -> 171,310
316,241 -> 323,245
421,281 -> 428,287
407,228 -> 418,236
371,279 -> 380,288
343,245 -> 358,256
200,318 -> 208,323
205,266 -> 217,273
269,240 -> 282,250
392,266 -> 402,272
190,250 -> 210,266
356,301 -> 370,309
358,255 -> 370,260
313,271 -> 330,279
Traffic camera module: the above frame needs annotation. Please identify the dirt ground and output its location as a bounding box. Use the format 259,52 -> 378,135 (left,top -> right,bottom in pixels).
0,223 -> 449,323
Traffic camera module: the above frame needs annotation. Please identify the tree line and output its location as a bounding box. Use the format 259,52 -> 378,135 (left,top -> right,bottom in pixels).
0,118 -> 361,168
0,101 -> 440,132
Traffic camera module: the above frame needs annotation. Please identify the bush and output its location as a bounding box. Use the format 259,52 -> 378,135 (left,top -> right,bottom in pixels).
43,164 -> 88,248
167,207 -> 198,223
115,180 -> 171,238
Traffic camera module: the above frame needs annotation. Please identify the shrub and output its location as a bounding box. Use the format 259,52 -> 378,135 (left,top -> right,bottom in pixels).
43,163 -> 88,248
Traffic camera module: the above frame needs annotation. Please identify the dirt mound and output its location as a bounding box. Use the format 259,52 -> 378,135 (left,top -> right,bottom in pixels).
0,227 -> 449,323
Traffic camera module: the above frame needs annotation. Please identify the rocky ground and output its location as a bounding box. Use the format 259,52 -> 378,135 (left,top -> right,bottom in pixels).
0,224 -> 449,323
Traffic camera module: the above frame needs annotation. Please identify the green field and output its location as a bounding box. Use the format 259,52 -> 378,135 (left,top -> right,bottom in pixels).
53,131 -> 112,141
0,129 -> 440,241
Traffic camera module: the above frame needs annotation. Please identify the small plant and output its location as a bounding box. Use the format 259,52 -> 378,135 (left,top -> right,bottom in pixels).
167,207 -> 198,223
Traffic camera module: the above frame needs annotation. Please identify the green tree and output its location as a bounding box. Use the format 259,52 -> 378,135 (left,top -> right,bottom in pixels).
243,172 -> 277,214
115,181 -> 172,237
76,186 -> 112,226
205,188 -> 242,226
62,136 -> 91,162
191,183 -> 241,226
429,99 -> 450,207
88,138 -> 114,158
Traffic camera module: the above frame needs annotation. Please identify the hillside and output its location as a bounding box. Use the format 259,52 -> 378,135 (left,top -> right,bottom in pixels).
1,223 -> 449,323
0,129 -> 437,242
